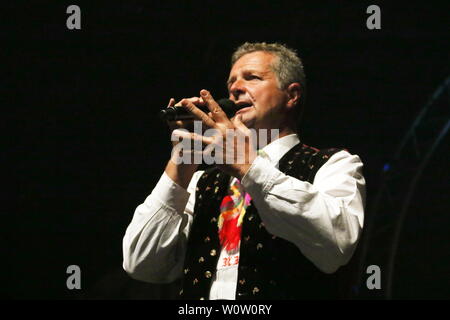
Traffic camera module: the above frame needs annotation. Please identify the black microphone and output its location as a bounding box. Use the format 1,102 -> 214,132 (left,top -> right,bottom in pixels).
159,98 -> 239,121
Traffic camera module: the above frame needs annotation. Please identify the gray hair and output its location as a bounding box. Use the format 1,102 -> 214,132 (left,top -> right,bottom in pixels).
231,42 -> 306,110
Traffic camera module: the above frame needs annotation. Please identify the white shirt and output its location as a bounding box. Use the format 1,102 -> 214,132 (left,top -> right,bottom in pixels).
122,134 -> 366,299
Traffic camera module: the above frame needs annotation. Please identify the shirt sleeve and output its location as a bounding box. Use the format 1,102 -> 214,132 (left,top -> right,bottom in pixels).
122,170 -> 203,283
241,150 -> 366,274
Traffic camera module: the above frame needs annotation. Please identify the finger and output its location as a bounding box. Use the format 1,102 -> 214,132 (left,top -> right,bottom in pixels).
167,98 -> 176,107
181,98 -> 217,128
188,96 -> 206,106
200,89 -> 232,124
175,96 -> 205,107
172,128 -> 214,145
233,114 -> 257,159
232,114 -> 251,134
166,98 -> 177,126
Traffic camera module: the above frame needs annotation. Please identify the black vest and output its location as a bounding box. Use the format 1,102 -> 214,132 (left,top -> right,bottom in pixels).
179,142 -> 342,300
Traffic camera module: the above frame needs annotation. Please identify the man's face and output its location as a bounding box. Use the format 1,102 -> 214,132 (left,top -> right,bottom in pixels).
227,51 -> 289,131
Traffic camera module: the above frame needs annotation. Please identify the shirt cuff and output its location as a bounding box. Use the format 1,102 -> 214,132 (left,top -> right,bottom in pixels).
241,156 -> 280,197
150,172 -> 191,214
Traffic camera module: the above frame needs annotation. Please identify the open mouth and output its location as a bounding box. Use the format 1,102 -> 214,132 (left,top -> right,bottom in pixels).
235,102 -> 253,114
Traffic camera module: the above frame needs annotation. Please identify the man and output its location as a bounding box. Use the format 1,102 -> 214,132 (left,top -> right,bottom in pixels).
122,42 -> 365,299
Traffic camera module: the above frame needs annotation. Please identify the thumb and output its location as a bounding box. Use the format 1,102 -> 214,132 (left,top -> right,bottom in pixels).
233,114 -> 249,132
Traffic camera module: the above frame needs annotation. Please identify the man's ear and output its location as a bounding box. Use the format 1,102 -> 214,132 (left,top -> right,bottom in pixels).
285,83 -> 301,110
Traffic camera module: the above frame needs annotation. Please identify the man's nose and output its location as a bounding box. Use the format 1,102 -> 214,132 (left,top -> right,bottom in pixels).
229,79 -> 246,100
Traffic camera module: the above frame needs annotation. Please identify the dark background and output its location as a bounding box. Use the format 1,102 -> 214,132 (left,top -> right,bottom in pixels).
4,1 -> 449,299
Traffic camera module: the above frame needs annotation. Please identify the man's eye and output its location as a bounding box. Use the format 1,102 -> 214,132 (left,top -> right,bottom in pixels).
247,75 -> 260,80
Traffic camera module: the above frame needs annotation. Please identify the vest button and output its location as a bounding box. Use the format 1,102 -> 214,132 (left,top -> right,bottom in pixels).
252,287 -> 260,295
200,297 -> 205,300
238,279 -> 246,285
198,257 -> 205,263
256,243 -> 263,250
184,268 -> 189,274
204,236 -> 211,243
205,271 -> 212,278
193,278 -> 199,285
210,249 -> 217,256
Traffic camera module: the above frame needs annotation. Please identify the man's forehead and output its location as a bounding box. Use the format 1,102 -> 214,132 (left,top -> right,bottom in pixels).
229,51 -> 276,75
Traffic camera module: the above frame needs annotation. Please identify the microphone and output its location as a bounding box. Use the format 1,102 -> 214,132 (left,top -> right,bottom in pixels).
159,98 -> 239,121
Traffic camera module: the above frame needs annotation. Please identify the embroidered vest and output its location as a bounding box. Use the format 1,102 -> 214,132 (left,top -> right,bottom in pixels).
179,143 -> 342,300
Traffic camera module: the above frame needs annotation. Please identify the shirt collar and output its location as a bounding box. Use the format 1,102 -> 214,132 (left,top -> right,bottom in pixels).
259,133 -> 300,165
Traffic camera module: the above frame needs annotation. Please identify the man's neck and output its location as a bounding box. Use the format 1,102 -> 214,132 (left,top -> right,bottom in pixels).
255,126 -> 297,149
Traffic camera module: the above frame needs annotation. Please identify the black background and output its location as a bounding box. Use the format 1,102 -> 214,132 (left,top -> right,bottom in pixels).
4,1 -> 449,299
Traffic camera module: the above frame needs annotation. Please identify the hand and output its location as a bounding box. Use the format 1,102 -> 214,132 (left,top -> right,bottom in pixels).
164,97 -> 206,189
165,97 -> 206,146
176,89 -> 257,179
